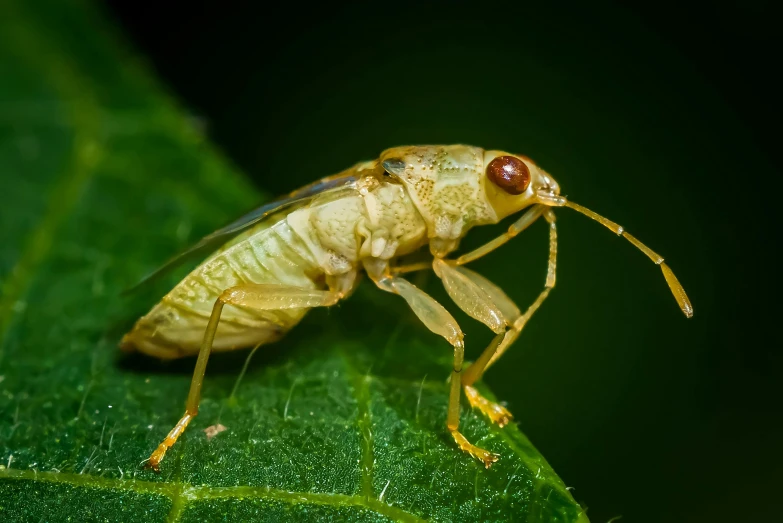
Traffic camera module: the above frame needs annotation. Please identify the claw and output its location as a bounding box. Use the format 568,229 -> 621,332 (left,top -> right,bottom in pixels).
140,456 -> 160,473
452,430 -> 500,468
464,385 -> 513,427
143,442 -> 170,473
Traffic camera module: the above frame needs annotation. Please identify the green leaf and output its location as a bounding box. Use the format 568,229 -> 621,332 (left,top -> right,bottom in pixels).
0,1 -> 588,521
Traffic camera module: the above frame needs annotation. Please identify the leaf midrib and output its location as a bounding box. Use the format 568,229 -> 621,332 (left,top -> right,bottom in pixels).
0,468 -> 426,523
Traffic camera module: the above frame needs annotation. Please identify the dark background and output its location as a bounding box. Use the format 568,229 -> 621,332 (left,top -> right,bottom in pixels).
104,1 -> 781,521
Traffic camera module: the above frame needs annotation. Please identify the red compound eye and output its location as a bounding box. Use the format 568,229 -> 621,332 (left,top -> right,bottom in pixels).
486,156 -> 530,195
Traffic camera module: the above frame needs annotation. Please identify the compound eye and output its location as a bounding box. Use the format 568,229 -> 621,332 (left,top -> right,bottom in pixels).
486,156 -> 530,195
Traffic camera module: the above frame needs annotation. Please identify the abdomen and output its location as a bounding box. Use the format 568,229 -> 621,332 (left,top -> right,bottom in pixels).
121,218 -> 323,359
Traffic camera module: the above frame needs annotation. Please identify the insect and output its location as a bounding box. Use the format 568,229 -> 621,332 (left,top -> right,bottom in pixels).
121,145 -> 693,471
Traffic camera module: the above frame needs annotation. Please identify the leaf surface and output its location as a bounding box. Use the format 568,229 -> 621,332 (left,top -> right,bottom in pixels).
0,1 -> 587,521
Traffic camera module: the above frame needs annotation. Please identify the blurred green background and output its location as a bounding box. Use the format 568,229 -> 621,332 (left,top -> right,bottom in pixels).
103,1 -> 780,521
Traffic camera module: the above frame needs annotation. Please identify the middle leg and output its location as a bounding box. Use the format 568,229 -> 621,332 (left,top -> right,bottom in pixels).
366,263 -> 499,468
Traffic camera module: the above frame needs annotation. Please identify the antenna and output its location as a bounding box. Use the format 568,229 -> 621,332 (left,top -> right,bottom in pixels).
563,200 -> 693,318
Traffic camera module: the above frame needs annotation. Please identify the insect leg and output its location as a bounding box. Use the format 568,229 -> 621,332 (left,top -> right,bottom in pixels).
485,209 -> 557,371
390,260 -> 432,275
433,210 -> 558,426
390,204 -> 546,277
146,283 -> 345,472
453,204 -> 546,266
370,271 -> 499,468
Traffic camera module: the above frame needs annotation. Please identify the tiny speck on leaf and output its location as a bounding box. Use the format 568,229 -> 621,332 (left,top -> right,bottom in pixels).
204,424 -> 227,440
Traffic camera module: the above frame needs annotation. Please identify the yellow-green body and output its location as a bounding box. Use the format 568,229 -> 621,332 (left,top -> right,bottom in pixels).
121,145 -> 559,359
125,144 -> 691,472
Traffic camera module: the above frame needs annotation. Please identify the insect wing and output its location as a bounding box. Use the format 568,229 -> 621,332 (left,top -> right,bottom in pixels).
215,173 -> 359,238
123,172 -> 358,294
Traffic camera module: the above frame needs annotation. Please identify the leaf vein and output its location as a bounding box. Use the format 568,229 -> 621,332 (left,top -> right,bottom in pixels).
0,469 -> 427,522
341,353 -> 376,501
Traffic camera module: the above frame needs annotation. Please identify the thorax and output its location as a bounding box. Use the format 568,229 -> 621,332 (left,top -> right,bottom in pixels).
286,177 -> 429,275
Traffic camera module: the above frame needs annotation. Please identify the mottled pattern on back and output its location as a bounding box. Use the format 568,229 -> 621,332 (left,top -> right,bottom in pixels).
379,145 -> 497,240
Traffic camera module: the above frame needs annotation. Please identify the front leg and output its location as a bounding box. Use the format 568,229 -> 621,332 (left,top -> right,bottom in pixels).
365,259 -> 499,468
433,209 -> 558,426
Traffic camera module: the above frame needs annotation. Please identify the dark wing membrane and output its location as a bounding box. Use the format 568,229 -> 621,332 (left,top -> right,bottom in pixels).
123,172 -> 359,295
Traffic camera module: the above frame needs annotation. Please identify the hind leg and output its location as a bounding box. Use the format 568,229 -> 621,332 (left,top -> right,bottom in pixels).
146,283 -> 345,471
